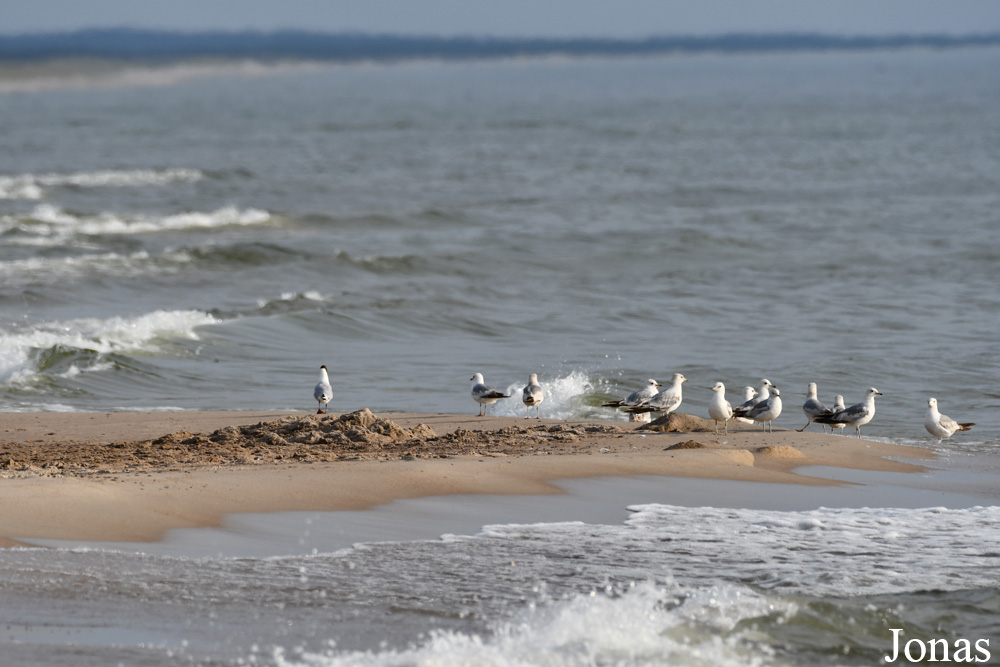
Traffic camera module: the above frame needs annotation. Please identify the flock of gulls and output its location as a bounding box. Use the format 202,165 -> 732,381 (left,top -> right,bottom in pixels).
314,365 -> 975,441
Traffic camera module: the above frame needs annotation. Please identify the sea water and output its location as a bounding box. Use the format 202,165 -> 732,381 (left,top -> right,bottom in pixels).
2,47 -> 1000,665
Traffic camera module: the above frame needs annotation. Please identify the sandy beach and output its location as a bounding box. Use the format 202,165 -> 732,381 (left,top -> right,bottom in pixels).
0,408 -> 934,548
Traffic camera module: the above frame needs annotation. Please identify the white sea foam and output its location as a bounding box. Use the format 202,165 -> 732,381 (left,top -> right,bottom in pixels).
0,168 -> 203,200
492,370 -> 598,420
273,581 -> 780,667
4,204 -> 270,238
0,309 -> 218,384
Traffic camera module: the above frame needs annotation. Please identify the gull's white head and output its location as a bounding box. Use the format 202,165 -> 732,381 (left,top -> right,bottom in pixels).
807,382 -> 818,397
744,386 -> 757,398
928,397 -> 938,408
711,382 -> 726,393
834,395 -> 845,408
648,379 -> 662,387
673,373 -> 687,385
529,373 -> 539,384
866,387 -> 882,398
771,387 -> 781,397
471,372 -> 485,384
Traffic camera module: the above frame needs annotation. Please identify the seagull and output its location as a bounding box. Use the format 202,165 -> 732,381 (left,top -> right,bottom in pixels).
797,382 -> 833,432
522,373 -> 544,419
924,397 -> 975,438
603,378 -> 661,409
708,382 -> 734,434
626,372 -> 686,415
733,379 -> 774,419
814,387 -> 882,438
829,395 -> 846,434
735,386 -> 758,424
313,364 -> 333,414
744,386 -> 783,432
470,372 -> 509,416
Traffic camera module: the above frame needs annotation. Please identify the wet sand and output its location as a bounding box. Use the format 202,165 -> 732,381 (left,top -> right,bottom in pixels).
0,409 -> 935,547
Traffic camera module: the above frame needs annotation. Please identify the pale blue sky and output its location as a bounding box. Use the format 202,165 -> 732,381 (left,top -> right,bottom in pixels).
4,0 -> 1000,36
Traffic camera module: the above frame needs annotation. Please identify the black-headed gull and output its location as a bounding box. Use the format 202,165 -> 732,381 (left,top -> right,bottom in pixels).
521,373 -> 544,419
470,372 -> 509,416
314,364 -> 332,414
924,397 -> 975,438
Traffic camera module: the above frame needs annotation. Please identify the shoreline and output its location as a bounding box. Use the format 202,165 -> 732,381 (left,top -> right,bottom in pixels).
0,409 -> 936,548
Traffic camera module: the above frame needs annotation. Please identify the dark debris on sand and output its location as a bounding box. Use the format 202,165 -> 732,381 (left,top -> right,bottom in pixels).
0,409 -> 630,478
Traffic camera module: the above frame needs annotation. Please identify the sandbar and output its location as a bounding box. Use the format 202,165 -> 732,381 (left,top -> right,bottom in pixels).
0,409 -> 935,548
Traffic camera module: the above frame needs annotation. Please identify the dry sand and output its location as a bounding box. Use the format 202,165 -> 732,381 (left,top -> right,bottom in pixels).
0,409 -> 934,547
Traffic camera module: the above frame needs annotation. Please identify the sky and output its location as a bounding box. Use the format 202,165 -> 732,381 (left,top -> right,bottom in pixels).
4,0 -> 1000,37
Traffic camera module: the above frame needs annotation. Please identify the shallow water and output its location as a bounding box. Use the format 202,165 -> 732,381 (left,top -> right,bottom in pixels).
2,46 -> 1000,665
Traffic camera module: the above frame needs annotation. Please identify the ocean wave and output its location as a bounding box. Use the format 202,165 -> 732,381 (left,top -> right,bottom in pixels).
0,309 -> 218,385
490,370 -> 617,421
0,168 -> 203,200
273,580 -> 783,667
2,204 -> 271,239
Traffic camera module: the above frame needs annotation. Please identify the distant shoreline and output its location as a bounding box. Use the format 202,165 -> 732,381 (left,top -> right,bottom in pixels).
2,29 -> 998,65
2,32 -> 998,93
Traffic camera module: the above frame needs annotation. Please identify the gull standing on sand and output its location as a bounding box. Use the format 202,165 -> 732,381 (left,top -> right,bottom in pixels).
314,364 -> 333,414
522,373 -> 544,419
735,386 -> 758,423
470,372 -> 509,417
798,382 -> 832,433
733,379 -> 773,419
829,396 -> 846,434
744,386 -> 783,432
814,387 -> 882,438
708,382 -> 734,434
924,397 -> 975,438
627,372 -> 686,415
603,378 -> 661,409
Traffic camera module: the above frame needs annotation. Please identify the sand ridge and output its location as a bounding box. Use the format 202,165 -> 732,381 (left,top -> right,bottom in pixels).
0,408 -> 936,546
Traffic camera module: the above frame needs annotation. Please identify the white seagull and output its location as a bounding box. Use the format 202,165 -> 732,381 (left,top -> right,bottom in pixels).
744,386 -> 783,432
733,379 -> 774,419
603,378 -> 661,409
470,372 -> 509,416
829,395 -> 846,434
735,386 -> 758,423
627,372 -> 686,415
924,397 -> 975,438
814,387 -> 882,438
797,382 -> 832,433
708,382 -> 734,434
522,373 -> 544,419
313,364 -> 333,414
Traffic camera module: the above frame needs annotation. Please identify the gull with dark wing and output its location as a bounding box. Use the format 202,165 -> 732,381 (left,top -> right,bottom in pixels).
744,386 -> 783,433
797,382 -> 833,432
313,364 -> 333,414
708,381 -> 734,434
470,372 -> 509,417
924,397 -> 975,438
735,385 -> 758,424
626,372 -> 686,415
733,379 -> 773,419
522,373 -> 544,419
829,396 -> 846,434
814,387 -> 882,438
603,378 -> 661,409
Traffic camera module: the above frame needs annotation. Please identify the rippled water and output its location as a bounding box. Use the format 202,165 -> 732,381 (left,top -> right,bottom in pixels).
2,47 -> 1000,665
1,48 -> 998,442
3,500 -> 998,666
